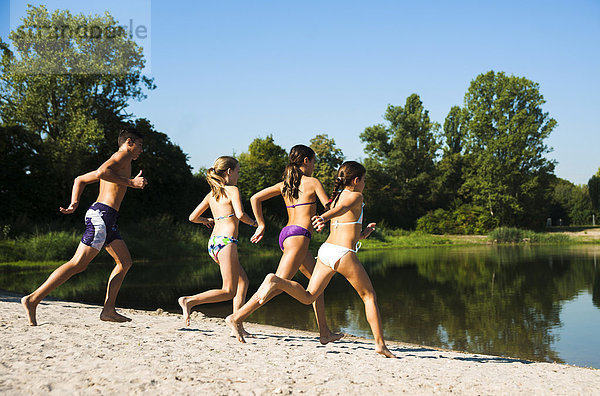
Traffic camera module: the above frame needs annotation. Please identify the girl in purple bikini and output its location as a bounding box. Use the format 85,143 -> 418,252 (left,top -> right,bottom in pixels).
226,144 -> 342,344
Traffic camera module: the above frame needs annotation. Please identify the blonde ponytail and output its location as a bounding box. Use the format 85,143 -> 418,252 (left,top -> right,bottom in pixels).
206,156 -> 239,200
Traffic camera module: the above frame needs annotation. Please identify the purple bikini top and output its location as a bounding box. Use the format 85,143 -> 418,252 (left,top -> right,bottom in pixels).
286,201 -> 317,208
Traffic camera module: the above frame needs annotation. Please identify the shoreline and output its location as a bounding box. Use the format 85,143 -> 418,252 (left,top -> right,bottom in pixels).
2,291 -> 600,395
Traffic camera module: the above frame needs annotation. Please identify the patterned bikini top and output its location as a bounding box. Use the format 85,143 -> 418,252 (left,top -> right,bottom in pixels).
215,213 -> 235,220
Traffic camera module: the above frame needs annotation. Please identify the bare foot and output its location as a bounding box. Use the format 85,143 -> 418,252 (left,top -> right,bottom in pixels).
100,309 -> 131,323
376,344 -> 396,358
320,331 -> 344,345
254,273 -> 278,304
239,324 -> 255,338
21,295 -> 37,326
225,315 -> 246,343
178,296 -> 190,326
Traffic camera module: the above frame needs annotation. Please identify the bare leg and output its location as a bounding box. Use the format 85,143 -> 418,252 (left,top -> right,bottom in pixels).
22,243 -> 99,326
179,244 -> 240,325
298,252 -> 344,344
100,240 -> 133,322
232,265 -> 252,337
178,296 -> 191,326
336,254 -> 396,358
257,262 -> 335,306
228,236 -> 340,343
227,237 -> 308,342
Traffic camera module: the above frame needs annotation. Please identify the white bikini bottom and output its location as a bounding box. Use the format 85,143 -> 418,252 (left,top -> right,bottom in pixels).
318,241 -> 361,271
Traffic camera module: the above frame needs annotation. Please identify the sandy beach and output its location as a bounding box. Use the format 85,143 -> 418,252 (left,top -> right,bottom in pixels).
1,291 -> 599,395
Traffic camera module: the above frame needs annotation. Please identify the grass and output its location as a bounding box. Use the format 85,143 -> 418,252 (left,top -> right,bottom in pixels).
488,227 -> 571,244
1,219 -> 596,264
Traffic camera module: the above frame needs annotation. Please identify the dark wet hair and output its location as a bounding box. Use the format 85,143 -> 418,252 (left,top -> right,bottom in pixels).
327,161 -> 366,209
282,144 -> 315,200
118,127 -> 144,146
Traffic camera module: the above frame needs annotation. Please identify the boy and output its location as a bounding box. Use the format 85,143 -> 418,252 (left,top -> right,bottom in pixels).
21,127 -> 148,325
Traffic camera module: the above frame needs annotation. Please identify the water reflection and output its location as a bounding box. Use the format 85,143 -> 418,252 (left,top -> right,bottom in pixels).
2,245 -> 599,368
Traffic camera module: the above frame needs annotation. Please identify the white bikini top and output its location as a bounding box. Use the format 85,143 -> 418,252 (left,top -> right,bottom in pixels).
332,190 -> 364,228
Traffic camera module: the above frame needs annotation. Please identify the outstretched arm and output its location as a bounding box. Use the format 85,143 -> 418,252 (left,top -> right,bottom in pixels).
249,183 -> 282,243
95,151 -> 147,189
189,194 -> 214,227
360,223 -> 376,240
59,171 -> 100,214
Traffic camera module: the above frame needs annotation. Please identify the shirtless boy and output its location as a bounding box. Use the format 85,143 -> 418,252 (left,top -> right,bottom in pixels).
21,127 -> 148,325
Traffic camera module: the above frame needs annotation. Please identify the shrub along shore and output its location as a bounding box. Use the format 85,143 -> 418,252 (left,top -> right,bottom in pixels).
2,218 -> 598,264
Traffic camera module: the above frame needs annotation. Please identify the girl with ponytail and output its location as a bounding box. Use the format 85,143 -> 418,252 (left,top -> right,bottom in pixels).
178,156 -> 258,334
226,145 -> 342,344
248,161 -> 396,358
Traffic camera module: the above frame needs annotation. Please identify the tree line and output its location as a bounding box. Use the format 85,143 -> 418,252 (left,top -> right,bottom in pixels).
1,5 -> 597,236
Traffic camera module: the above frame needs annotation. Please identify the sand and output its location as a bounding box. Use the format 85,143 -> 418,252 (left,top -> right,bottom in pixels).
1,292 -> 599,395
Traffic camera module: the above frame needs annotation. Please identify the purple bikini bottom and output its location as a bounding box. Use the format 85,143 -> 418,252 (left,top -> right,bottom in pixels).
278,225 -> 312,251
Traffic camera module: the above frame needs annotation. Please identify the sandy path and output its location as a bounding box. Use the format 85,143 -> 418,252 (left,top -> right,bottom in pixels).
1,292 -> 599,395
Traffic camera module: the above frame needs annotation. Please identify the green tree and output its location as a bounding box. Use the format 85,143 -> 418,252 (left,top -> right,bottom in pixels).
434,105 -> 468,209
460,71 -> 556,229
550,177 -> 594,226
0,5 -> 154,184
588,168 -> 600,214
360,94 -> 440,228
309,133 -> 344,194
236,135 -> 287,200
119,119 -> 206,222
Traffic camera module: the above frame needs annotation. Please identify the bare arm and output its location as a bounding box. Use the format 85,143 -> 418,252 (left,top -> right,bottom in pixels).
189,194 -> 214,227
95,151 -> 147,189
360,223 -> 377,240
249,183 -> 282,243
312,192 -> 362,231
312,178 -> 330,208
250,183 -> 282,226
228,186 -> 257,227
59,171 -> 100,214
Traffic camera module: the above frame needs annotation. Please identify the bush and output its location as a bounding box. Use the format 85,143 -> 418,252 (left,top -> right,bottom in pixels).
488,227 -> 525,243
487,227 -> 572,244
416,205 -> 498,235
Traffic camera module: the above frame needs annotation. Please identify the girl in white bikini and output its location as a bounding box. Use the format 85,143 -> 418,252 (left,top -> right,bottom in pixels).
225,145 -> 341,344
228,161 -> 395,358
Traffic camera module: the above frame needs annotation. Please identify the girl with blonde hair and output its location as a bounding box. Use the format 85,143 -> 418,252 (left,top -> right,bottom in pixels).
178,156 -> 257,334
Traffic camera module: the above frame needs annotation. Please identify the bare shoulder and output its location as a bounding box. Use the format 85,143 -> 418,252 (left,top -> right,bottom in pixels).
106,150 -> 130,166
224,185 -> 240,197
342,190 -> 363,204
302,175 -> 320,189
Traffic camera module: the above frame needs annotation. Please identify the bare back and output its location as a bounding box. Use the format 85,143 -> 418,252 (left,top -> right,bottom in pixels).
209,187 -> 240,238
280,176 -> 325,230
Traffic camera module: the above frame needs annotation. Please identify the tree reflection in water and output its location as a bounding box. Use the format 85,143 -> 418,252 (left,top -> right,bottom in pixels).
2,245 -> 599,365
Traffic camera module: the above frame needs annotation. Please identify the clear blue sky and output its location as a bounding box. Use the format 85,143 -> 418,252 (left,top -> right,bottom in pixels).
2,0 -> 599,184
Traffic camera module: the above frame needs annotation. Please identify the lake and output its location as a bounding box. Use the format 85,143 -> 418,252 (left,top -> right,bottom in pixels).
2,245 -> 599,368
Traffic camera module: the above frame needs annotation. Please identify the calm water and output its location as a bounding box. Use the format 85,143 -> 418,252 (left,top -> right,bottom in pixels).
2,245 -> 600,368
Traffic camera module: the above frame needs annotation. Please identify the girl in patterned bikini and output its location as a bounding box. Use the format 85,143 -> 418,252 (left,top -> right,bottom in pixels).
178,156 -> 257,333
225,144 -> 342,344
242,161 -> 395,358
